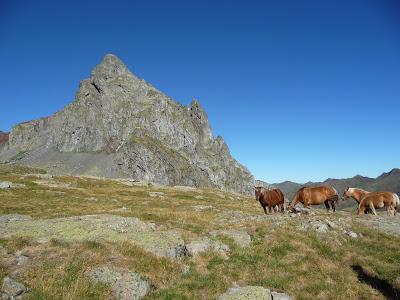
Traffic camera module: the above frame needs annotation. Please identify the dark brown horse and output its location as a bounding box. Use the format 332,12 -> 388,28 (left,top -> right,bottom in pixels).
288,186 -> 339,212
254,187 -> 285,214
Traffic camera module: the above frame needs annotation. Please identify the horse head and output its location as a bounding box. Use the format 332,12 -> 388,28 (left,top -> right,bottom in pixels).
254,186 -> 263,201
342,187 -> 351,201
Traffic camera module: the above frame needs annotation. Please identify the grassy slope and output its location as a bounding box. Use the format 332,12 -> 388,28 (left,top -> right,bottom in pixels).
0,165 -> 399,299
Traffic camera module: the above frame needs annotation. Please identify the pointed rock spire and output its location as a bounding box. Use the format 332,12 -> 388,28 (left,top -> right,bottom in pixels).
91,54 -> 137,80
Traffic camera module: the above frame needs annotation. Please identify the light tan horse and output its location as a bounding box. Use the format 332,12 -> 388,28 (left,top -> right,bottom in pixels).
343,187 -> 369,204
358,191 -> 399,216
343,187 -> 373,214
288,186 -> 339,212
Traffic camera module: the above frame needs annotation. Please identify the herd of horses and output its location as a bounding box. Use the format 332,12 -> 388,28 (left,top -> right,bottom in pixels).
254,185 -> 400,216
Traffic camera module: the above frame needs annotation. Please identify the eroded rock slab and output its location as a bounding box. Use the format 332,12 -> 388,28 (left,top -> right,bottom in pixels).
1,277 -> 28,299
88,265 -> 152,300
218,286 -> 272,300
0,214 -> 185,258
210,230 -> 251,248
0,182 -> 12,189
186,237 -> 230,257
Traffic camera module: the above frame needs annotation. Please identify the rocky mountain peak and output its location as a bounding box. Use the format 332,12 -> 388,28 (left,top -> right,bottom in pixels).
0,54 -> 254,195
92,54 -> 131,78
377,168 -> 400,179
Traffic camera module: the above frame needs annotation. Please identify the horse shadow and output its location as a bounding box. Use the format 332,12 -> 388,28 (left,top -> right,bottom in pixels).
351,265 -> 400,299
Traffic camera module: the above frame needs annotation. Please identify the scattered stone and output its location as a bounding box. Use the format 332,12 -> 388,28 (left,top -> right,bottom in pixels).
1,277 -> 28,298
292,207 -> 312,214
195,195 -> 204,200
88,266 -> 152,300
148,192 -> 164,198
186,237 -> 230,257
325,220 -> 337,229
315,223 -> 329,233
15,251 -> 29,266
181,264 -> 190,275
218,286 -> 272,300
346,231 -> 358,238
0,182 -> 12,189
210,229 -> 251,248
192,205 -> 213,212
0,215 -> 33,223
271,291 -> 293,300
173,186 -> 198,192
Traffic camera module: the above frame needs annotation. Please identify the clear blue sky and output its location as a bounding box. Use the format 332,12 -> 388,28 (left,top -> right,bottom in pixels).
1,0 -> 399,183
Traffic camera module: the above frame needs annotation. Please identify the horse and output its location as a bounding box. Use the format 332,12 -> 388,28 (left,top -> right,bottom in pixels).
254,186 -> 285,214
343,187 -> 372,214
357,191 -> 399,216
288,186 -> 339,212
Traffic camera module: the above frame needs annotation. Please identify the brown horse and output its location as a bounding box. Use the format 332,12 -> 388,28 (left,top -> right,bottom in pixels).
358,192 -> 399,216
254,187 -> 285,214
288,186 -> 339,212
343,187 -> 372,214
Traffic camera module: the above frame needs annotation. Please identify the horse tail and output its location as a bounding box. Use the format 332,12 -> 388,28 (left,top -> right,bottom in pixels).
330,187 -> 339,203
392,193 -> 400,209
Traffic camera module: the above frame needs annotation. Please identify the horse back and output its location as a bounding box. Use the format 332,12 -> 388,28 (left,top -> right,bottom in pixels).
261,189 -> 284,206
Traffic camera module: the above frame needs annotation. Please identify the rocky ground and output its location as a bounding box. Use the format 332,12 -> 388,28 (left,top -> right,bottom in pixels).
0,165 -> 399,299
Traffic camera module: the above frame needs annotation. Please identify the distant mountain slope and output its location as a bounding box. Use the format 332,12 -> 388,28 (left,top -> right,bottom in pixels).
0,54 -> 254,194
268,168 -> 400,209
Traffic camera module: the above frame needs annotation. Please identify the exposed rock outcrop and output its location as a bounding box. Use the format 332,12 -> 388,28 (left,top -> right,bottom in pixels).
0,54 -> 254,195
88,266 -> 152,300
0,214 -> 186,258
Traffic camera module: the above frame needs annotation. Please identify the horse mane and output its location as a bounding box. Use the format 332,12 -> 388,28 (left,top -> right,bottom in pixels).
351,187 -> 369,194
297,186 -> 307,193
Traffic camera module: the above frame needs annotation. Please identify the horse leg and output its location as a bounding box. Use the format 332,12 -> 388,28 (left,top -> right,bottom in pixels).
330,201 -> 336,212
369,203 -> 377,215
263,206 -> 267,214
324,200 -> 330,212
388,205 -> 395,216
303,199 -> 309,209
268,205 -> 273,214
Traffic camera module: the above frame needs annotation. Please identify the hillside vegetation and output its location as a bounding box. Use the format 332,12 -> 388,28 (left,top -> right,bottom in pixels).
0,165 -> 399,299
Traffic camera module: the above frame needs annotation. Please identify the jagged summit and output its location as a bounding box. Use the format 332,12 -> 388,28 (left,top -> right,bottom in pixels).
91,54 -> 135,79
0,54 -> 254,195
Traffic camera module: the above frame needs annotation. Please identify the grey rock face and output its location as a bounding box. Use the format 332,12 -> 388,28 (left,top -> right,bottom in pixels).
0,54 -> 254,195
218,286 -> 272,300
186,237 -> 230,257
88,265 -> 152,300
271,291 -> 293,300
0,182 -> 12,189
1,277 -> 28,298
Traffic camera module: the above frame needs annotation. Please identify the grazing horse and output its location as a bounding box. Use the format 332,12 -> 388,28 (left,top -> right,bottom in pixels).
254,187 -> 285,214
358,192 -> 399,216
343,187 -> 372,214
288,186 -> 339,212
